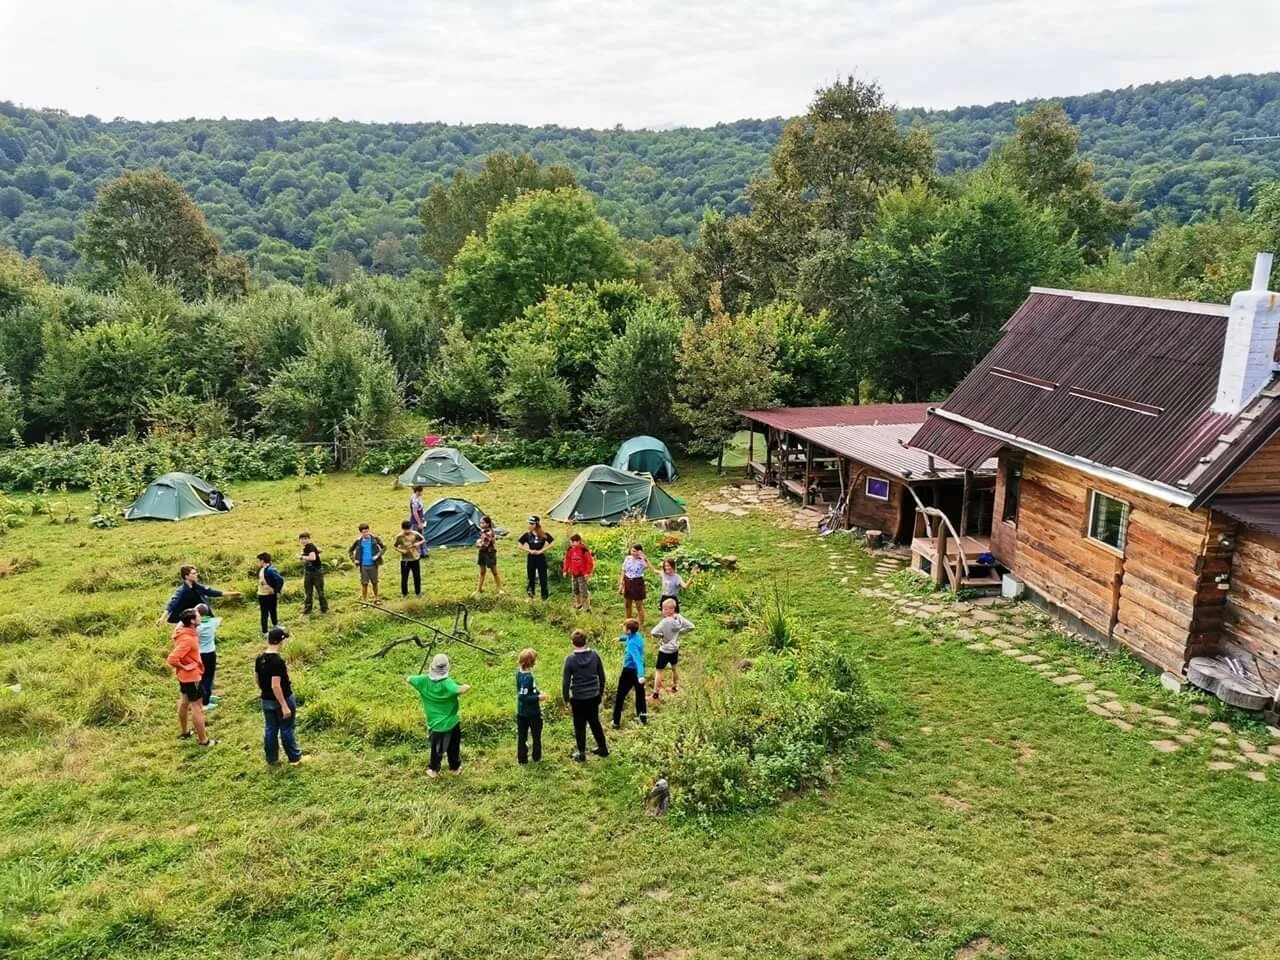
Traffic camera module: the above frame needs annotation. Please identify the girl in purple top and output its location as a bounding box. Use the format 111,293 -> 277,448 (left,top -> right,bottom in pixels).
618,543 -> 650,627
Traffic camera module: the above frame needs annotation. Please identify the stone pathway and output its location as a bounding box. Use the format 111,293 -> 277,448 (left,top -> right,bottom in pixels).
824,532 -> 1280,784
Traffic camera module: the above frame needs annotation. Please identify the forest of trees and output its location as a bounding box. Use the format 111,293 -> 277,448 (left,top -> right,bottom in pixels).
1,72 -> 1278,478
1,72 -> 1278,284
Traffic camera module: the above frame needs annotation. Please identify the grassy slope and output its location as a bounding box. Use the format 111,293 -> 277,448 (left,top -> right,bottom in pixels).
1,465 -> 1278,959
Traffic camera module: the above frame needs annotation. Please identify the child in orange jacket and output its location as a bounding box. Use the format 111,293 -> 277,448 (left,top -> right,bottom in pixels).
166,609 -> 216,747
562,534 -> 595,612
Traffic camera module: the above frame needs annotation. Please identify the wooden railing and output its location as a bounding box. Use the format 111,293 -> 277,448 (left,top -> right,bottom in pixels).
918,506 -> 970,591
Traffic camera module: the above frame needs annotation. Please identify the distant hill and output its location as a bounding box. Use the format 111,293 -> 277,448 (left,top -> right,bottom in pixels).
1,72 -> 1277,283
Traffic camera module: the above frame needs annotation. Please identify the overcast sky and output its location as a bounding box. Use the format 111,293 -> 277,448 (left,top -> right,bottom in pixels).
1,0 -> 1277,129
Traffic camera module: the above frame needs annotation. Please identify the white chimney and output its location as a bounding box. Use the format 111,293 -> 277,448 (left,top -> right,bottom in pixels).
1213,252 -> 1279,415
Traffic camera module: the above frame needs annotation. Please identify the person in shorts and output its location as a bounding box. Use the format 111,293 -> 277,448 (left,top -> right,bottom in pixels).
476,515 -> 502,593
166,609 -> 216,747
561,533 -> 595,612
618,543 -> 650,626
348,523 -> 386,603
651,598 -> 694,699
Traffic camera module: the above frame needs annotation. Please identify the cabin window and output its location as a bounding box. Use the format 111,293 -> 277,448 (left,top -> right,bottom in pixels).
1001,464 -> 1022,523
865,477 -> 891,501
1086,490 -> 1129,551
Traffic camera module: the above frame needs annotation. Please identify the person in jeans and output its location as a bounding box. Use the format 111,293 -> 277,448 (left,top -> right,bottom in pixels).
194,603 -> 221,710
255,552 -> 285,636
166,609 -> 216,747
518,515 -> 554,600
394,520 -> 426,598
561,533 -> 595,612
297,532 -> 328,614
407,654 -> 471,778
562,629 -> 608,762
255,627 -> 303,766
611,617 -> 648,728
348,523 -> 386,603
515,647 -> 547,764
157,565 -> 234,626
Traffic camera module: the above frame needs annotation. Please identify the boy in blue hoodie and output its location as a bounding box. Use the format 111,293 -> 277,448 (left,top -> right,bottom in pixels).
611,618 -> 648,729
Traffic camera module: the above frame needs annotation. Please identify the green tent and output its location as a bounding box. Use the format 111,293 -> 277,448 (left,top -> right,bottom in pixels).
124,472 -> 227,522
547,465 -> 686,524
611,435 -> 678,482
397,447 -> 490,487
715,430 -> 766,468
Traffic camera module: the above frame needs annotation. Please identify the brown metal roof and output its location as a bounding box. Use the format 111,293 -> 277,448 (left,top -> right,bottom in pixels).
740,403 -> 933,432
1209,494 -> 1280,536
909,289 -> 1280,499
791,423 -> 994,481
907,417 -> 1005,470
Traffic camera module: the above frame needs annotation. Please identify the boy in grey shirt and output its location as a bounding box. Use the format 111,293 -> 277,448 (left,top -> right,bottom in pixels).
650,598 -> 693,699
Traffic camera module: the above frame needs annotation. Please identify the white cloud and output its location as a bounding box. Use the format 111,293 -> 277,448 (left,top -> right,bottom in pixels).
0,0 -> 1277,126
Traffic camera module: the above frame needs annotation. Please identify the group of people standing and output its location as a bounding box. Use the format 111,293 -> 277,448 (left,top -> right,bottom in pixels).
403,598 -> 695,774
158,486 -> 700,775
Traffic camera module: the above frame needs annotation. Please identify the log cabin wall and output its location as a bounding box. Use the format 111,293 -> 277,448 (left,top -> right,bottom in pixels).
1012,455 -> 1228,675
990,455 -> 1021,567
844,462 -> 907,540
1223,527 -> 1280,672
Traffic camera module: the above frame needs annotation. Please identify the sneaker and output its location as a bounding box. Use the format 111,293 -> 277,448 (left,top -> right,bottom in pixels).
198,739 -> 218,748
611,722 -> 621,731
451,768 -> 462,776
592,747 -> 609,757
638,715 -> 648,725
179,731 -> 192,739
571,750 -> 586,763
289,756 -> 305,767
426,768 -> 439,778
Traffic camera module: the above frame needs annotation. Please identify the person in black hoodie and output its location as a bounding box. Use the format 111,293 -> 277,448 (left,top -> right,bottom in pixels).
156,565 -> 237,626
562,629 -> 608,762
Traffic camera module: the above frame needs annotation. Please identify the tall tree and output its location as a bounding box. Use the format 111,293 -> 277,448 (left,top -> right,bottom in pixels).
997,103 -> 1135,263
587,296 -> 684,440
674,288 -> 783,468
77,169 -> 248,299
420,152 -> 577,270
442,188 -> 631,334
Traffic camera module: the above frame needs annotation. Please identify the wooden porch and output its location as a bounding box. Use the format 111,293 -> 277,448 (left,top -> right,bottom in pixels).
909,507 -> 1002,591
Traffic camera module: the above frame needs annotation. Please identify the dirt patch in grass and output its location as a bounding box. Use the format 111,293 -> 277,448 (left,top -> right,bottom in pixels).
955,936 -> 1004,959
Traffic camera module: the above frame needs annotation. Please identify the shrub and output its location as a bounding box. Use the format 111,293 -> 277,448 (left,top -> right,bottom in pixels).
637,649 -> 877,818
354,431 -> 616,475
0,436 -> 329,491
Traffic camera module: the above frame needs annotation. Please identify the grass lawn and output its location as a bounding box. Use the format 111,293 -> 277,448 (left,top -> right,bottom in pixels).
2,464 -> 1279,959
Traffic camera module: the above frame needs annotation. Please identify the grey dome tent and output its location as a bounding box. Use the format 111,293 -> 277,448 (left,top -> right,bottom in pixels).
611,435 -> 678,482
397,447 -> 489,487
124,472 -> 230,522
421,498 -> 502,548
546,465 -> 685,525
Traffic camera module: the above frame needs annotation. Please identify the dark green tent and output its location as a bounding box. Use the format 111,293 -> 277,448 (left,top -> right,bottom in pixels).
611,435 -> 678,481
124,472 -> 226,522
397,447 -> 489,487
421,498 -> 499,548
546,465 -> 685,524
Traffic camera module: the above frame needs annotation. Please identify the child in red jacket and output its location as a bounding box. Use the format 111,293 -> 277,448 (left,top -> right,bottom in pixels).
562,534 -> 595,612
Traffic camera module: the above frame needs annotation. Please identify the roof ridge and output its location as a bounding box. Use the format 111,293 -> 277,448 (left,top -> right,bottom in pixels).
1029,286 -> 1230,318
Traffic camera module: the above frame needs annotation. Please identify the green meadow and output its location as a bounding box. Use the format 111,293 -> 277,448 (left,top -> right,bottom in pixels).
2,465 -> 1279,959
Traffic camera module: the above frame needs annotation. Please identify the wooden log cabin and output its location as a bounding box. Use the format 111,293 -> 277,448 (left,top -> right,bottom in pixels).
911,254 -> 1280,689
738,404 -> 995,544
